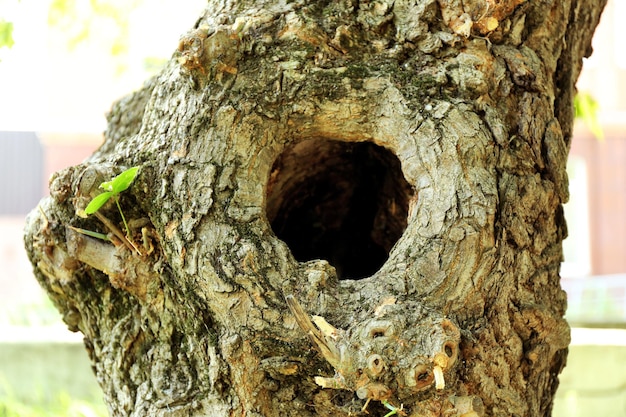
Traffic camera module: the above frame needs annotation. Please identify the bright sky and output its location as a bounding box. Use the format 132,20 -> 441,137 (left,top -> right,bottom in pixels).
1,0 -> 623,133
0,0 -> 206,132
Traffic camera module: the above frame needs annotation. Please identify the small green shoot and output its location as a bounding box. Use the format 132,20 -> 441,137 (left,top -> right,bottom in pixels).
67,225 -> 110,241
76,166 -> 143,254
382,400 -> 406,417
84,166 -> 139,239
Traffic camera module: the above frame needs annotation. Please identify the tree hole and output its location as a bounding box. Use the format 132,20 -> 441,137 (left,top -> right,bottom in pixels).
266,139 -> 413,280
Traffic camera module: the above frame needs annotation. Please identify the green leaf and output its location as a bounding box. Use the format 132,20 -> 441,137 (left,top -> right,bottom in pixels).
100,166 -> 139,193
85,191 -> 113,214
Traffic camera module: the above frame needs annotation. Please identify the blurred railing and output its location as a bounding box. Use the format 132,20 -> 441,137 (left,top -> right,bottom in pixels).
562,274 -> 626,327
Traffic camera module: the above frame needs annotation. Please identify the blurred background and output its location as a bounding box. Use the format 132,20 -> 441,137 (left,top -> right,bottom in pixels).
0,1 -> 205,416
0,0 -> 625,416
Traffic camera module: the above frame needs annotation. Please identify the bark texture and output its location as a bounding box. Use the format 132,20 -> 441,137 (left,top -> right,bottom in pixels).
25,0 -> 606,416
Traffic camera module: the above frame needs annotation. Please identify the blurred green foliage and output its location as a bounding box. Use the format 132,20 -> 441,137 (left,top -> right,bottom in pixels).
45,0 -> 193,75
0,380 -> 107,417
0,19 -> 14,49
48,0 -> 140,56
574,92 -> 604,141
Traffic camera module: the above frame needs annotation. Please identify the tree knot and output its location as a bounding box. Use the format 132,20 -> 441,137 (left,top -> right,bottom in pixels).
286,294 -> 462,410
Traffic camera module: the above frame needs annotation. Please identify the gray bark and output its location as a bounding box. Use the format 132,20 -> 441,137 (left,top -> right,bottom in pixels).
24,0 -> 606,416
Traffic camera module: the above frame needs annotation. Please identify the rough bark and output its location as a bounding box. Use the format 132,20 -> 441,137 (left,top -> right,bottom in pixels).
24,1 -> 606,416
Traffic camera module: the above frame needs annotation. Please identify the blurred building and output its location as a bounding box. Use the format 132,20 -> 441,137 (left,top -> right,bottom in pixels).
0,132 -> 100,308
560,0 -> 626,326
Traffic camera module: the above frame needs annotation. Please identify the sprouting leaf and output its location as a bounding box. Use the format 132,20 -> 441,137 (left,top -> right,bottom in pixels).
85,191 -> 114,215
100,166 -> 139,193
78,165 -> 142,253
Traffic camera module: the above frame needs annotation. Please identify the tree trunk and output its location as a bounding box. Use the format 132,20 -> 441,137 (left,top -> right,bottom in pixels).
24,1 -> 606,416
